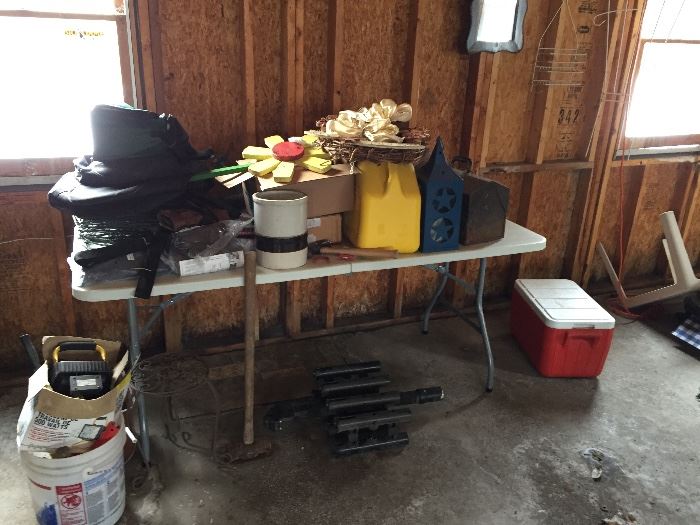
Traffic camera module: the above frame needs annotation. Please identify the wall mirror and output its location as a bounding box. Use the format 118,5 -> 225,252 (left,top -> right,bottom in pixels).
466,0 -> 527,54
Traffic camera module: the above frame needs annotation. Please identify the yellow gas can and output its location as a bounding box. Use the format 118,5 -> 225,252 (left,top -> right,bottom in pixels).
344,160 -> 421,253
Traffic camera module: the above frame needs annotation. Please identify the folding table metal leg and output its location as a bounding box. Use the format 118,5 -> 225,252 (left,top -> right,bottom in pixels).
475,258 -> 494,392
127,298 -> 151,465
421,269 -> 449,334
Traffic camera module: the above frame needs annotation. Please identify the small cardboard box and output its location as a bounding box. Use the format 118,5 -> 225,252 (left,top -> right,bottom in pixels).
258,164 -> 355,217
307,214 -> 342,243
16,336 -> 131,453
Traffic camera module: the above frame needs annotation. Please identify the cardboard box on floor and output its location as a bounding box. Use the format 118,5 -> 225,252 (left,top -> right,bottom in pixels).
307,214 -> 342,243
16,336 -> 130,454
258,164 -> 355,218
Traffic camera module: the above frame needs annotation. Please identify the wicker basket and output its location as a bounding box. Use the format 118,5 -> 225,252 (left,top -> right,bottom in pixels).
311,132 -> 428,165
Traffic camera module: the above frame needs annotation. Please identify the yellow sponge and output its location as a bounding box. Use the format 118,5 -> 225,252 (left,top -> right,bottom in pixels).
301,134 -> 318,147
300,156 -> 332,174
242,146 -> 272,160
249,158 -> 280,177
264,135 -> 285,148
305,146 -> 330,159
272,161 -> 296,183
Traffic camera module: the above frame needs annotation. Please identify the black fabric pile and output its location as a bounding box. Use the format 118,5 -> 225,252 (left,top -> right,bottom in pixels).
49,104 -> 215,298
49,104 -> 208,219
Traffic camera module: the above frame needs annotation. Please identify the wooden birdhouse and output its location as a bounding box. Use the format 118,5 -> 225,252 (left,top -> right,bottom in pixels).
417,138 -> 464,252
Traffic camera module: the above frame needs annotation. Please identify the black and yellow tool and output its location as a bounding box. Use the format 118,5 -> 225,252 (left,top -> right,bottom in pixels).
50,341 -> 112,399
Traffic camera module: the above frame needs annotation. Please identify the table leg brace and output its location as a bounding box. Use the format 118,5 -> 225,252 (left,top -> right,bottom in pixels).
421,258 -> 494,392
127,298 -> 151,465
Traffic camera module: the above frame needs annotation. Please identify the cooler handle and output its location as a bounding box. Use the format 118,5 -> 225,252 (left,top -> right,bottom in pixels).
563,330 -> 603,345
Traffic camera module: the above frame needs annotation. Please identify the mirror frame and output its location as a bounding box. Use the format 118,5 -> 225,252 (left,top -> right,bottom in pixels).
466,0 -> 528,54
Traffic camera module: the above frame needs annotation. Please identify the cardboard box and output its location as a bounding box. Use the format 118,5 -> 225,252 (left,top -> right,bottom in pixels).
257,164 -> 355,217
16,336 -> 130,453
307,214 -> 342,243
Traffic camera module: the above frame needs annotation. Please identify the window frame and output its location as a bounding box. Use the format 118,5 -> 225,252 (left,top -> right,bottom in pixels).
623,35 -> 700,151
0,3 -> 133,176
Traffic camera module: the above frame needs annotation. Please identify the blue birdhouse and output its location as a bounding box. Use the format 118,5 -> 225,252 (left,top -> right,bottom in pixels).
417,138 -> 464,252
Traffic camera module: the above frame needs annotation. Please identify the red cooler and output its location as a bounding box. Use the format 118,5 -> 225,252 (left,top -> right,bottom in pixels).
511,279 -> 615,377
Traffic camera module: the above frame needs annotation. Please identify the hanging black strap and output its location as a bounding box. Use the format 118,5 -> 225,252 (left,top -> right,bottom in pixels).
134,229 -> 171,299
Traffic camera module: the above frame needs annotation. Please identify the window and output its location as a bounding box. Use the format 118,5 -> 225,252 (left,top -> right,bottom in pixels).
0,1 -> 131,161
624,0 -> 700,148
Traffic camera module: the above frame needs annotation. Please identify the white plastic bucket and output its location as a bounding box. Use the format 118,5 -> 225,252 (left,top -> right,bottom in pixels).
20,420 -> 127,525
253,190 -> 308,269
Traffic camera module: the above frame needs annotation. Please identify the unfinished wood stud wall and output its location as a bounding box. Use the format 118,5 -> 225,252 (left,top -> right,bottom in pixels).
1,0 -> 699,368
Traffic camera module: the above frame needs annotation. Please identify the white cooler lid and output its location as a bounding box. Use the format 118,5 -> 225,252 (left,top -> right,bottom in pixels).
515,279 -> 615,329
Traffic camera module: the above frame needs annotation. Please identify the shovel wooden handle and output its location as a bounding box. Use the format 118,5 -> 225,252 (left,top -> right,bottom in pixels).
319,246 -> 398,258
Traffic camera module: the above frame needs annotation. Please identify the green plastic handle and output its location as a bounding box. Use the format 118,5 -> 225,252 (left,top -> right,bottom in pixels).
190,163 -> 250,182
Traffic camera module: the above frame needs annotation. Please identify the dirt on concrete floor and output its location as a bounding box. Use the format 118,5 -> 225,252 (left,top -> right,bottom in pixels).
1,309 -> 698,524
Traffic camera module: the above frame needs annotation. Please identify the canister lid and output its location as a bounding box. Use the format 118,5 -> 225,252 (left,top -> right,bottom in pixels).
514,279 -> 615,329
253,189 -> 307,203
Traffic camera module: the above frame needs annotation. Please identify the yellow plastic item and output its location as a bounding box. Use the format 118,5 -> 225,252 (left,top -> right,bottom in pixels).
305,146 -> 331,159
344,161 -> 421,253
249,157 -> 280,177
242,146 -> 272,160
300,156 -> 332,174
272,161 -> 295,183
264,135 -> 285,148
301,134 -> 318,147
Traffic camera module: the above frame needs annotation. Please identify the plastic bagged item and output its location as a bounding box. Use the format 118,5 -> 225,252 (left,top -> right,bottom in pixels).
163,219 -> 254,276
70,222 -> 173,287
68,254 -> 171,287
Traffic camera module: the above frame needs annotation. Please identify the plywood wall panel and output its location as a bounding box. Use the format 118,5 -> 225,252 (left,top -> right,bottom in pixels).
300,278 -> 323,324
302,0 -> 330,130
540,4 -> 607,161
339,0 -> 411,110
411,0 -> 470,157
621,164 -> 688,278
180,289 -> 244,336
334,270 -> 390,318
486,1 -> 551,163
518,170 -> 580,279
252,0 -> 285,140
402,267 -> 439,310
158,0 -> 245,159
180,282 -> 280,339
0,197 -> 65,371
587,166 -> 646,283
687,219 -> 700,267
73,298 -> 160,349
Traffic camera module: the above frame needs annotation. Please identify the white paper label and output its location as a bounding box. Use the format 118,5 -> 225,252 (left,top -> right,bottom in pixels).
306,218 -> 321,229
126,253 -> 135,261
229,251 -> 244,268
179,254 -> 231,276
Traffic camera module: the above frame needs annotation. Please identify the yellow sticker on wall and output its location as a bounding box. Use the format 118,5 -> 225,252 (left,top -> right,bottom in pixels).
64,29 -> 105,38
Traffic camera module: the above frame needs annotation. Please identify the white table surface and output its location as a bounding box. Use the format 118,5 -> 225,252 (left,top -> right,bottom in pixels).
72,220 -> 546,302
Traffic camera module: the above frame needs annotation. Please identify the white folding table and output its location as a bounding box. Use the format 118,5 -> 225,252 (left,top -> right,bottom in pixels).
72,220 -> 545,463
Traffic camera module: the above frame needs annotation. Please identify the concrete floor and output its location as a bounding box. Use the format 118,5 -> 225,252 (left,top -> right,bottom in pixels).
1,308 -> 698,524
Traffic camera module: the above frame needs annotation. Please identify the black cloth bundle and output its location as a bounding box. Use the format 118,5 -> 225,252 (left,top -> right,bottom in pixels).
48,104 -> 208,219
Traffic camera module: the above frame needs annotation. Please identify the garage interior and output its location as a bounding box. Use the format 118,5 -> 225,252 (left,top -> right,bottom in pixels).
0,1 -> 698,524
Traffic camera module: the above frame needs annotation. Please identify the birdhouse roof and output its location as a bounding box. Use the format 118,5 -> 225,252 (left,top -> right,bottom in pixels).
417,137 -> 462,183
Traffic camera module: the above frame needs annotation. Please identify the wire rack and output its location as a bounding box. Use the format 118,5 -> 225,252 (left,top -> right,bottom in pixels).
531,0 -> 589,89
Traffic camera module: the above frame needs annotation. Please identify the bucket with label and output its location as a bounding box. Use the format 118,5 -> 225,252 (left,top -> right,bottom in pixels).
253,189 -> 308,269
20,417 -> 127,525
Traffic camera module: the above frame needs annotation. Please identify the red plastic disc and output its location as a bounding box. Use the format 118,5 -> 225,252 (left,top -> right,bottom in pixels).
272,141 -> 305,161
